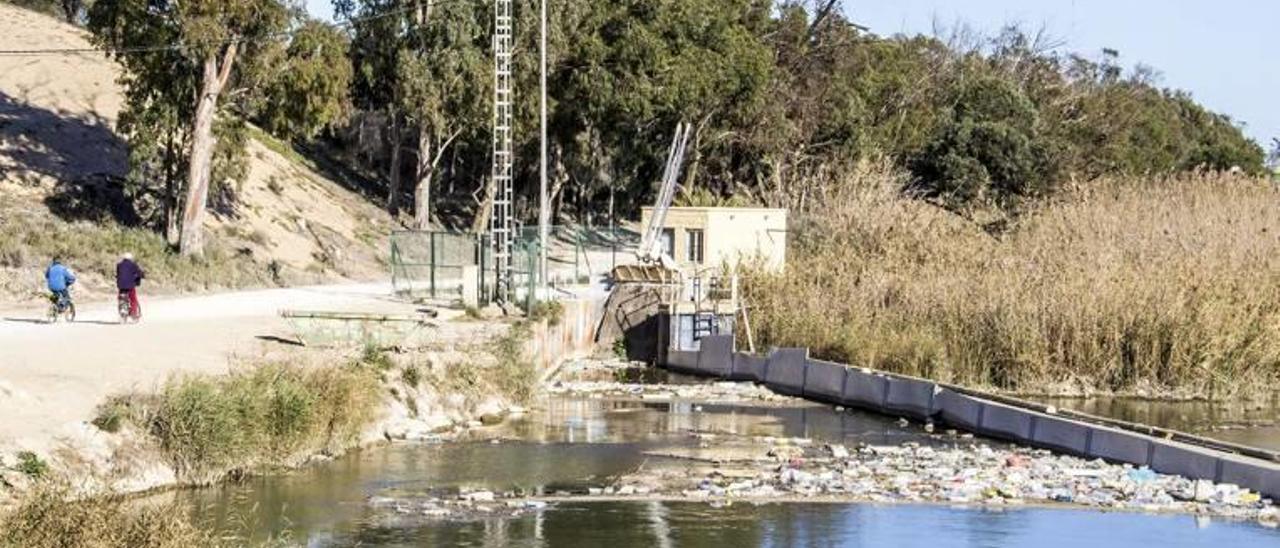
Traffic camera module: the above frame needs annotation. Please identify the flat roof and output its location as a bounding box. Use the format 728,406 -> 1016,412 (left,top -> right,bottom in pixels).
640,206 -> 787,213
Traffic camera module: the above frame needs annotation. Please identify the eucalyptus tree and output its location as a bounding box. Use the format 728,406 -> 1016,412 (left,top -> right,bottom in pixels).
89,0 -> 288,256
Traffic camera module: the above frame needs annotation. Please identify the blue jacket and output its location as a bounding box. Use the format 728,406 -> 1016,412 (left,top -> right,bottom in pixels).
45,262 -> 76,291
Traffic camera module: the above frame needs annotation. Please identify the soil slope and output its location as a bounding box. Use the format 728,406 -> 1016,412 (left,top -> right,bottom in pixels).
0,5 -> 394,305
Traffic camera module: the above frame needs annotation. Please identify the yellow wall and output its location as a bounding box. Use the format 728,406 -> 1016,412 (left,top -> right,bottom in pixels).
639,206 -> 787,271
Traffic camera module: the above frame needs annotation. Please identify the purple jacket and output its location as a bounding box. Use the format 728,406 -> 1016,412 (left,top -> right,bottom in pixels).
116,259 -> 145,291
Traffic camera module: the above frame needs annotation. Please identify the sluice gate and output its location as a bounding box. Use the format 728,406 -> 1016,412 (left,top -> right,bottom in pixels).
662,335 -> 1280,500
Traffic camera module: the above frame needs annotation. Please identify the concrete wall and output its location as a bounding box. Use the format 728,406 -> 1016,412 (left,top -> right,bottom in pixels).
640,206 -> 787,270
661,335 -> 1280,500
525,297 -> 604,379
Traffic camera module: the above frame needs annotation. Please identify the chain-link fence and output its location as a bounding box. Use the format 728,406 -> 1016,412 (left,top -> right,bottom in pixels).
390,226 -> 640,309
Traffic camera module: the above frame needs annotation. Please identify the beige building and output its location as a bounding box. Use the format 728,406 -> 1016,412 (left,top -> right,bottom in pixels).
639,206 -> 787,271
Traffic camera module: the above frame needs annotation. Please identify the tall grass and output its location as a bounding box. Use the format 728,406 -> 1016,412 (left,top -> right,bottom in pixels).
0,483 -> 294,548
0,485 -> 221,548
745,165 -> 1280,398
107,361 -> 381,481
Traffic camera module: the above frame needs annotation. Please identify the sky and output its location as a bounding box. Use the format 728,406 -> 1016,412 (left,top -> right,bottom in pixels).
304,0 -> 1277,147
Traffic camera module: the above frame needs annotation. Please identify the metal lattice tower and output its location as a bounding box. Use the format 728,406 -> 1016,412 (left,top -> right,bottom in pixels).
490,0 -> 514,303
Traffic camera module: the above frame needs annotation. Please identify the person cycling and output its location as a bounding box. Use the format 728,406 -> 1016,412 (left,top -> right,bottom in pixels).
45,257 -> 76,309
116,252 -> 145,321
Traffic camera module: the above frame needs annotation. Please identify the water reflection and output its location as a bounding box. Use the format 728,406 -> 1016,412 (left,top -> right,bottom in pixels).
321,502 -> 1279,547
1035,396 -> 1280,451
176,395 -> 1280,546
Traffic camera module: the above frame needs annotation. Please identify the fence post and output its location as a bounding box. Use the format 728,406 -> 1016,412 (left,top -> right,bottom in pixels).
429,232 -> 437,298
390,236 -> 399,293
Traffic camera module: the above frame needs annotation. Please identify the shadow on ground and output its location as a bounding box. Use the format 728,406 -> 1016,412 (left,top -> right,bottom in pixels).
0,91 -> 137,225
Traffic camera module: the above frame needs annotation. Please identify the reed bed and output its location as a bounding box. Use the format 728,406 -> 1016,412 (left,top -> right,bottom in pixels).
745,166 -> 1280,398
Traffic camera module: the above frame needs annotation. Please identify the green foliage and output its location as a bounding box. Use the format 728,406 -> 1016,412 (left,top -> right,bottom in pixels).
914,75 -> 1055,206
14,451 -> 49,479
257,20 -> 354,141
494,322 -> 537,403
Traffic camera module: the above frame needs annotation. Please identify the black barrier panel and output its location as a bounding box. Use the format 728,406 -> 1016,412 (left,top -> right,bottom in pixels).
666,350 -> 700,374
1218,455 -> 1280,499
883,377 -> 939,421
840,368 -> 888,410
802,360 -> 848,404
696,335 -> 735,377
729,352 -> 766,382
764,348 -> 808,396
936,390 -> 983,430
1150,440 -> 1222,482
978,402 -> 1035,441
1088,426 -> 1153,466
1031,414 -> 1092,456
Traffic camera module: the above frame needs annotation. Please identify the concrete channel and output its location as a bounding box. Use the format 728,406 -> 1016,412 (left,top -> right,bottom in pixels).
663,335 -> 1280,500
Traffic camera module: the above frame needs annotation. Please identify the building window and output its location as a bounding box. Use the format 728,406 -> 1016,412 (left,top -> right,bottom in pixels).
660,228 -> 675,258
687,229 -> 704,263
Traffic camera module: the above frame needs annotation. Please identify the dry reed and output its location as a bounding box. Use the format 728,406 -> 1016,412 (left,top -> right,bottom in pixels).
745,163 -> 1280,398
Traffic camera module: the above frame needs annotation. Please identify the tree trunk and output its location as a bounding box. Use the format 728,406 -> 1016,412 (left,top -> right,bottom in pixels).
387,113 -> 403,215
414,129 -> 432,229
164,130 -> 181,246
472,176 -> 495,234
179,44 -> 236,257
548,144 -> 568,223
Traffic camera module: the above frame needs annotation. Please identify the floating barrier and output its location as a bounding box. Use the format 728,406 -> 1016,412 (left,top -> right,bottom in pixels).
663,334 -> 1280,499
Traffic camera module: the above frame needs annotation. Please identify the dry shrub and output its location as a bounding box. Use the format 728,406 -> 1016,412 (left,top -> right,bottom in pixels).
746,163 -> 1280,397
131,361 -> 380,481
0,485 -> 218,548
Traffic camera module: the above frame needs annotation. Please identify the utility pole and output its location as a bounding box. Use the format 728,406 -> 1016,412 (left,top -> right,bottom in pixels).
538,0 -> 549,296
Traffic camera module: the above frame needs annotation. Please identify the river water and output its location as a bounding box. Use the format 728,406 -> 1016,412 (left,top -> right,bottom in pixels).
1035,396 -> 1280,452
176,395 -> 1280,546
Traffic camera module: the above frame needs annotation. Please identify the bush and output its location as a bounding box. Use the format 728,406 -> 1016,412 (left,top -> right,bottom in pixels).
0,484 -> 221,548
138,362 -> 379,479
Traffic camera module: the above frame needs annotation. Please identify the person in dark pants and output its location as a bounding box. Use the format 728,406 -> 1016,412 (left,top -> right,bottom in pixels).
116,252 -> 145,321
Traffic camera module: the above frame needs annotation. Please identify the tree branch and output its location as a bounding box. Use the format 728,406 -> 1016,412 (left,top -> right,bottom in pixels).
215,42 -> 239,92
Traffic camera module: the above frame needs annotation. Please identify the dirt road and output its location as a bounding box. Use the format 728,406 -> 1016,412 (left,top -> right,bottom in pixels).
0,283 -> 417,456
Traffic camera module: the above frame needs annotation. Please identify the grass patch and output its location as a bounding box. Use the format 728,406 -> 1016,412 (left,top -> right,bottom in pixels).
527,300 -> 564,327
0,485 -> 222,548
494,322 -> 537,402
0,205 -> 278,300
114,360 -> 381,481
0,483 -> 294,548
745,166 -> 1280,398
13,451 -> 48,479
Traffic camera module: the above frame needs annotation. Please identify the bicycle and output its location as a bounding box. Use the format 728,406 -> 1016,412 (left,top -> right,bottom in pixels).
118,291 -> 131,323
47,289 -> 76,323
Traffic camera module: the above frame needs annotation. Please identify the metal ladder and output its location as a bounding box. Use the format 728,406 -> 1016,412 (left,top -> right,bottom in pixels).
490,0 -> 514,303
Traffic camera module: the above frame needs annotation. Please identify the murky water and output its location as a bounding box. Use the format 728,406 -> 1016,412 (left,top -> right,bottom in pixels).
179,396 -> 1280,546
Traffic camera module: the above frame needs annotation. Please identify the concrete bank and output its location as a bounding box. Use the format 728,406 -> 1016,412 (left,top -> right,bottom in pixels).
663,336 -> 1280,500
